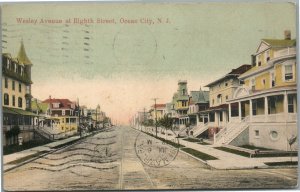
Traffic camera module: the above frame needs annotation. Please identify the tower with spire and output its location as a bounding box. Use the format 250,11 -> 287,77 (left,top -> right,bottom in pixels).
2,40 -> 35,146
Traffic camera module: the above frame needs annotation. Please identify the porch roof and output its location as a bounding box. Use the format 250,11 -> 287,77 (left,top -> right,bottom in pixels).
3,107 -> 36,116
228,85 -> 297,103
201,104 -> 228,113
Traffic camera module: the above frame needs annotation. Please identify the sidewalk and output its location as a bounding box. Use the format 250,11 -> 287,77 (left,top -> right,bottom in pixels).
2,130 -> 97,172
136,126 -> 298,170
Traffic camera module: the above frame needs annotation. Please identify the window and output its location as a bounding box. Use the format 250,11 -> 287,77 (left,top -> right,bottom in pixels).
255,130 -> 259,137
12,95 -> 15,106
182,89 -> 186,95
62,110 -> 65,115
252,100 -> 257,115
270,131 -> 278,140
217,94 -> 222,104
53,103 -> 60,108
212,99 -> 214,105
271,73 -> 275,87
18,97 -> 22,108
288,95 -> 295,113
225,95 -> 229,100
4,93 -> 9,105
225,82 -> 228,87
12,81 -> 15,90
5,78 -> 8,88
285,65 -> 293,81
266,50 -> 270,62
19,83 -> 22,92
26,99 -> 30,109
262,79 -> 266,87
251,79 -> 255,91
26,86 -> 30,94
258,61 -> 261,66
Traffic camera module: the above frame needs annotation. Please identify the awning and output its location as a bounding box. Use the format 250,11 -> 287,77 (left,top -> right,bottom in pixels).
3,107 -> 36,116
2,107 -> 18,114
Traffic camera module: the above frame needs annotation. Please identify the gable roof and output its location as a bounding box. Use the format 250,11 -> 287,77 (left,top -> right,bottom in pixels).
42,98 -> 75,109
205,64 -> 252,87
189,90 -> 209,105
262,39 -> 296,48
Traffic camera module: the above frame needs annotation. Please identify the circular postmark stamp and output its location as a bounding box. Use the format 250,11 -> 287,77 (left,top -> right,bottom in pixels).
134,129 -> 179,167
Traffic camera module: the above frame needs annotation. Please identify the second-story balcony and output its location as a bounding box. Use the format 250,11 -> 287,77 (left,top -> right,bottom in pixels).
270,47 -> 296,63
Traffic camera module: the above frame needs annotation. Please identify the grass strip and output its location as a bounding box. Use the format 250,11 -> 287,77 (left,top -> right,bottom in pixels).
183,138 -> 201,143
51,139 -> 81,149
143,131 -> 185,148
198,142 -> 211,145
7,151 -> 46,165
265,161 -> 298,166
181,147 -> 218,161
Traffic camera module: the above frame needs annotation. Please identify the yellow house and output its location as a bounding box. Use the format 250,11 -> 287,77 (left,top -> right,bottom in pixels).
226,31 -> 297,150
42,97 -> 78,134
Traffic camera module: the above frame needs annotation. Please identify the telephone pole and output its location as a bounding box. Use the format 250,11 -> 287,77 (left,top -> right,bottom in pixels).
152,98 -> 159,137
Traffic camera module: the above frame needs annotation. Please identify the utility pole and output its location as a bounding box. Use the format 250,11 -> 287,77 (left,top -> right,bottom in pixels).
143,107 -> 146,125
152,98 -> 159,137
77,98 -> 81,138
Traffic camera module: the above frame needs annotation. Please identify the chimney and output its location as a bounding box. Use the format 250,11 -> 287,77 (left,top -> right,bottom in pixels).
251,55 -> 256,66
284,30 -> 291,40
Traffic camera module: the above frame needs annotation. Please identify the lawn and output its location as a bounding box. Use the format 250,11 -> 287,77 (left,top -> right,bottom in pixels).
215,146 -> 298,158
265,161 -> 298,166
3,140 -> 52,155
181,147 -> 218,161
214,147 -> 250,157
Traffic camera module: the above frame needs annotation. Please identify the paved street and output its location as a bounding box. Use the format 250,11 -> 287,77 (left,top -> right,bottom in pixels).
4,126 -> 298,190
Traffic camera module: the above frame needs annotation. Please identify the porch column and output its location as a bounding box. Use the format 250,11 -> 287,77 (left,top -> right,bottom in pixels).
249,99 -> 253,122
207,113 -> 210,123
264,96 -> 268,122
283,91 -> 288,114
284,91 -> 288,121
215,112 -> 218,126
238,102 -> 242,121
228,103 -> 231,122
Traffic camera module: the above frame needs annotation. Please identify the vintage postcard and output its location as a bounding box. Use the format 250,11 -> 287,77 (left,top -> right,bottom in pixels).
1,1 -> 298,191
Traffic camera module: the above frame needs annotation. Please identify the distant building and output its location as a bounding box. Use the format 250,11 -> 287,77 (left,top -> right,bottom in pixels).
172,80 -> 189,129
42,97 -> 78,134
2,41 -> 36,146
204,64 -> 252,138
187,89 -> 209,126
150,104 -> 166,121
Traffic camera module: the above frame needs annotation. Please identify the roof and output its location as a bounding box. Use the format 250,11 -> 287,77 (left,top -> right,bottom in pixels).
205,64 -> 252,87
42,98 -> 75,109
189,90 -> 209,105
262,39 -> 296,48
203,104 -> 228,112
17,40 -> 32,65
152,104 -> 166,109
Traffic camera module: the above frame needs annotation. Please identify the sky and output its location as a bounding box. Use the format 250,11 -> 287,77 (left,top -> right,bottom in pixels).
1,2 -> 296,124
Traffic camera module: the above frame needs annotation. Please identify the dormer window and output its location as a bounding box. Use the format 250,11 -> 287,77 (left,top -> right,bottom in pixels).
266,50 -> 270,62
53,103 -> 60,108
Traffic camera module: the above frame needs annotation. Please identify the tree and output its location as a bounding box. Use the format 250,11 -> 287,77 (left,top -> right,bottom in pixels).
158,114 -> 173,130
